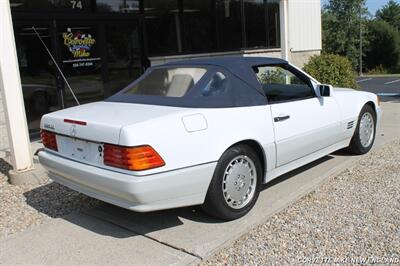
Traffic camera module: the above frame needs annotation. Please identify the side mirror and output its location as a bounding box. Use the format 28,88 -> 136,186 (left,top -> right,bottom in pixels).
318,84 -> 332,97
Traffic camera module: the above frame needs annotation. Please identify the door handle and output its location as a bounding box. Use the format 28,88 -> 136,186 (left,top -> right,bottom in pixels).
274,115 -> 290,122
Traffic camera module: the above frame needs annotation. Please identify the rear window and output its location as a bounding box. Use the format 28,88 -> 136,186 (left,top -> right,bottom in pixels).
124,67 -> 207,97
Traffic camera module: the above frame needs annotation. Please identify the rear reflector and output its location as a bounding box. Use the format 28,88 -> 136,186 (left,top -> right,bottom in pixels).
40,130 -> 58,151
103,144 -> 165,171
64,119 -> 87,126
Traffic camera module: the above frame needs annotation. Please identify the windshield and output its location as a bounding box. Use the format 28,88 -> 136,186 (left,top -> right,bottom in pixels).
124,67 -> 207,97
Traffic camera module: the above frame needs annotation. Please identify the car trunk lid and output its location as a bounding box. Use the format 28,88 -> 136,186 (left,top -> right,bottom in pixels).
41,101 -> 185,144
40,102 -> 188,169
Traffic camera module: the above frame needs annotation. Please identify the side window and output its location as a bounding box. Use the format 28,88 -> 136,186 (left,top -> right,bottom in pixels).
202,72 -> 228,97
253,65 -> 314,103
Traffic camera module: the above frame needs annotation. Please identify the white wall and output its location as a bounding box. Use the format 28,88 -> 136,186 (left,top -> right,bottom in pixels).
288,0 -> 322,52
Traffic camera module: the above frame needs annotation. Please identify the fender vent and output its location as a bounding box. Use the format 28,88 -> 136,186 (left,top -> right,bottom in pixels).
347,121 -> 355,129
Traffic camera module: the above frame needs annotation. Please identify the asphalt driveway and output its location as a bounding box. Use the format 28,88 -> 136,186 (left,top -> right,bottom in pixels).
357,76 -> 400,96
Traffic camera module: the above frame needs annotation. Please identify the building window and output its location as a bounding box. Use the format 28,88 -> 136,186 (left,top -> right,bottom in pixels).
182,0 -> 215,53
13,25 -> 60,135
144,0 -> 180,55
266,0 -> 280,48
104,23 -> 142,95
215,0 -> 242,50
10,0 -> 281,58
143,0 -> 280,55
243,0 -> 280,49
96,0 -> 140,13
10,0 -> 52,11
244,0 -> 266,48
10,0 -> 92,12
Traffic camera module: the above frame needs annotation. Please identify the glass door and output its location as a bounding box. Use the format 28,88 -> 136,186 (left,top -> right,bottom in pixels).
57,22 -> 105,107
56,20 -> 142,103
13,23 -> 60,136
103,21 -> 142,96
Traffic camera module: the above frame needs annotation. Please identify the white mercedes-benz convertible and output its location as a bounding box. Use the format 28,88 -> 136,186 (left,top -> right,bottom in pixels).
38,57 -> 382,220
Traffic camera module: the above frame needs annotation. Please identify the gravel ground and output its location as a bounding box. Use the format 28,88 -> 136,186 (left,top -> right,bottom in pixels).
204,140 -> 400,265
0,157 -> 100,239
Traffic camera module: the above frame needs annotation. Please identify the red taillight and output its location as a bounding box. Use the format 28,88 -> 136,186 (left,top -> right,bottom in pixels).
103,144 -> 165,171
40,130 -> 58,151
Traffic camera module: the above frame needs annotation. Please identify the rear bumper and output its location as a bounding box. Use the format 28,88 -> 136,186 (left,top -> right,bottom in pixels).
38,151 -> 216,212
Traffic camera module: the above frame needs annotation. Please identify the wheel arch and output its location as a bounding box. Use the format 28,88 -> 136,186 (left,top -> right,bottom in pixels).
365,101 -> 377,118
226,139 -> 267,182
347,100 -> 378,155
354,101 -> 377,127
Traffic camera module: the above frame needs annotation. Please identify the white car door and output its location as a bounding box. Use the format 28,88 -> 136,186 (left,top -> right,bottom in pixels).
254,65 -> 342,167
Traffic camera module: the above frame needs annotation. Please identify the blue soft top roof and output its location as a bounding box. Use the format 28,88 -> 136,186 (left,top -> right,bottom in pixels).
107,56 -> 289,108
165,56 -> 288,90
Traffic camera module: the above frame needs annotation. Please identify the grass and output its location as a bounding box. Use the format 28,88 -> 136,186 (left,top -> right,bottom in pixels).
360,73 -> 400,77
363,64 -> 400,77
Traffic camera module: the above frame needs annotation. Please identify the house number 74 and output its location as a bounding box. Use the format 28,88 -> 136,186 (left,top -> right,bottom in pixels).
70,0 -> 83,9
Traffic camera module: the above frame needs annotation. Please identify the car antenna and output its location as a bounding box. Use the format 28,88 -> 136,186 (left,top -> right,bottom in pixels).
32,26 -> 80,105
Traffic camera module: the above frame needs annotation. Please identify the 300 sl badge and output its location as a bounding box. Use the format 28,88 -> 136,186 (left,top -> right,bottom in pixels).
43,123 -> 55,130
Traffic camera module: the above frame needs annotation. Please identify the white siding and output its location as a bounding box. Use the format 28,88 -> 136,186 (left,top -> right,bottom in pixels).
288,0 -> 322,52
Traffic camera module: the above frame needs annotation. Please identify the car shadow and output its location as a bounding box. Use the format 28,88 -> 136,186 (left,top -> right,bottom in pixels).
23,182 -> 101,218
23,182 -> 222,238
23,154 -> 337,239
332,148 -> 359,157
261,155 -> 334,190
63,211 -> 139,239
81,203 -> 221,236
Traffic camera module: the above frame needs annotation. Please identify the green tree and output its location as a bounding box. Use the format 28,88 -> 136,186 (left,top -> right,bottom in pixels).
322,0 -> 369,69
303,54 -> 359,89
376,0 -> 400,31
365,20 -> 400,72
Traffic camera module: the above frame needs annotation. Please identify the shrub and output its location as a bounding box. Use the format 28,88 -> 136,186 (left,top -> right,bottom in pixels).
303,54 -> 359,89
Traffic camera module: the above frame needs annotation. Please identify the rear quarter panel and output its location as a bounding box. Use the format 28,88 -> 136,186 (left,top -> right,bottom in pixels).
119,105 -> 275,175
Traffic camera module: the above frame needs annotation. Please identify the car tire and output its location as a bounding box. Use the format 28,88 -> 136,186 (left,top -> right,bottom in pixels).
348,104 -> 376,155
31,92 -> 49,115
202,144 -> 262,221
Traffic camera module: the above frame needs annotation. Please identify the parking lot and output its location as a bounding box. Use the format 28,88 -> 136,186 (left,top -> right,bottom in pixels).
357,76 -> 400,96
